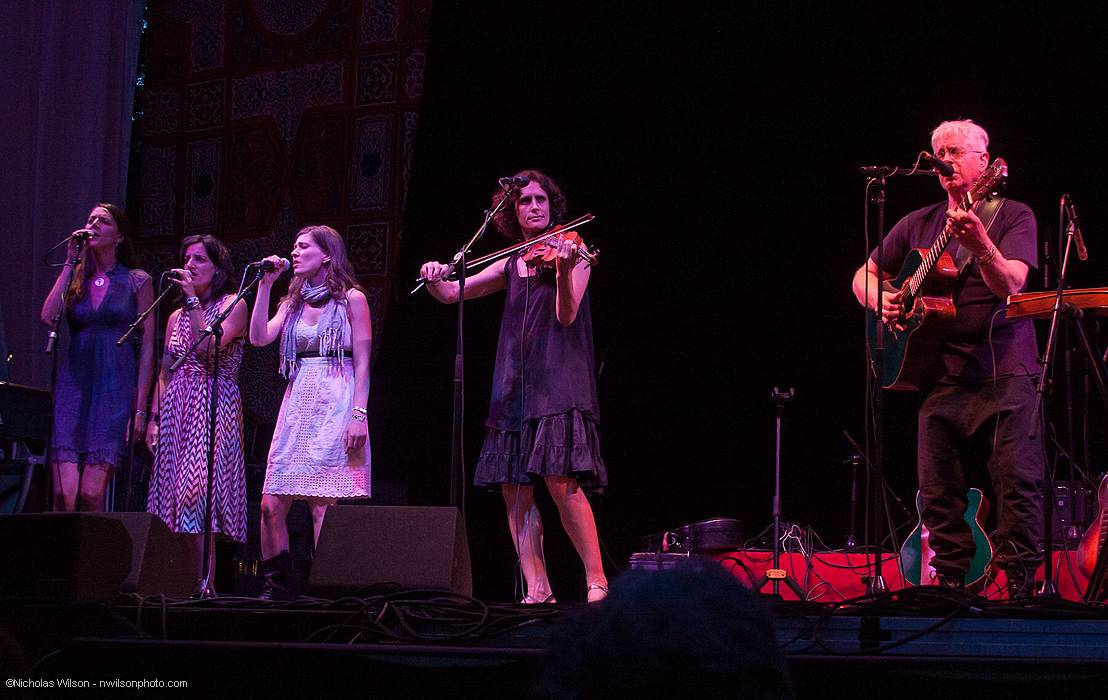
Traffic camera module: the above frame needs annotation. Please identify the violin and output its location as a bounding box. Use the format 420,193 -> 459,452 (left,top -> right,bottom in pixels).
412,213 -> 598,294
520,228 -> 599,269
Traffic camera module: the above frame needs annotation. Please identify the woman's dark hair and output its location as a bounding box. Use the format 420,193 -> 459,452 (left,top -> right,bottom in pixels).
490,169 -> 568,241
103,203 -> 139,265
67,202 -> 140,305
180,234 -> 236,298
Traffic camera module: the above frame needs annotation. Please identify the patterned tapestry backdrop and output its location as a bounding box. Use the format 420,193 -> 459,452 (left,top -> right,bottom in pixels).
128,0 -> 431,426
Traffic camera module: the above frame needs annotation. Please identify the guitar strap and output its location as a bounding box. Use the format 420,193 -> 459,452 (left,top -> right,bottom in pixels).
951,196 -> 1006,269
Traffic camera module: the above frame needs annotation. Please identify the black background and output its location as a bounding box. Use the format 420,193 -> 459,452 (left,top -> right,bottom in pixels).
370,4 -> 1108,601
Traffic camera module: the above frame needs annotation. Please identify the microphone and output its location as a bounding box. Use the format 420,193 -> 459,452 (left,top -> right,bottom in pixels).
70,229 -> 93,241
859,165 -> 896,176
499,175 -> 530,189
922,152 -> 955,177
1062,194 -> 1088,261
249,257 -> 291,273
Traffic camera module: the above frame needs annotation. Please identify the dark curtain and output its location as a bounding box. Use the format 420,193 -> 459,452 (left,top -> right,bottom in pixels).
0,0 -> 143,387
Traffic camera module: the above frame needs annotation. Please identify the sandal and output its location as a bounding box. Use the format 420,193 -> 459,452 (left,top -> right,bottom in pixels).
586,583 -> 609,603
520,593 -> 557,604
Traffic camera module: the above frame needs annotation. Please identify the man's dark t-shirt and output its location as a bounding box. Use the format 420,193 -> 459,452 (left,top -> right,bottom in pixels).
869,200 -> 1040,383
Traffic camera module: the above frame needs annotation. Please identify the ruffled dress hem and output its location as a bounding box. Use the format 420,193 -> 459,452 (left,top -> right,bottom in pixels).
51,446 -> 119,469
474,409 -> 606,493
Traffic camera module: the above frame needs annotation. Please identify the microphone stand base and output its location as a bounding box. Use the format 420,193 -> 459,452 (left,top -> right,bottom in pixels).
865,574 -> 889,597
1034,579 -> 1060,599
191,577 -> 217,600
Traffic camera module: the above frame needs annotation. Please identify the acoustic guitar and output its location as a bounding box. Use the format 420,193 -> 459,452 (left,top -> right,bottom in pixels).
868,159 -> 1008,390
1077,474 -> 1108,599
899,487 -> 993,588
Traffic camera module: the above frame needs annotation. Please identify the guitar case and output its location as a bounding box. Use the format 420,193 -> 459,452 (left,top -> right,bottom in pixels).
639,517 -> 743,554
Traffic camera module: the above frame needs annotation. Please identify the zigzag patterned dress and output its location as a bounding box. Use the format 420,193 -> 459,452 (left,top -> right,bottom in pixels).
147,296 -> 247,542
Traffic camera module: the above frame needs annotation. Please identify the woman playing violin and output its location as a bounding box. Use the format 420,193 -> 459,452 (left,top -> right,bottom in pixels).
420,169 -> 608,603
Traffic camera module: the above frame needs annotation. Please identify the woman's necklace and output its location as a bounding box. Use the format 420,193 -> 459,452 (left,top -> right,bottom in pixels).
93,273 -> 108,288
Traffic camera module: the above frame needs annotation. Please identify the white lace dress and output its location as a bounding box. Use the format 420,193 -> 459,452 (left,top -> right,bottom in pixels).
262,312 -> 371,498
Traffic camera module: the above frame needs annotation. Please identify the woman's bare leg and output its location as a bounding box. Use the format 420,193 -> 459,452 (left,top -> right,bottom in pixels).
545,475 -> 607,601
502,483 -> 554,602
260,494 -> 293,559
76,465 -> 111,512
52,461 -> 79,512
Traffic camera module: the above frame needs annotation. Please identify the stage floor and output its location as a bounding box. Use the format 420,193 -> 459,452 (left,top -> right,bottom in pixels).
4,589 -> 1108,696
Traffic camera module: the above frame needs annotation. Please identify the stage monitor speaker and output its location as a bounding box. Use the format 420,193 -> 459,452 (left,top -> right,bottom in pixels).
98,512 -> 197,597
1,512 -> 197,600
308,505 -> 472,597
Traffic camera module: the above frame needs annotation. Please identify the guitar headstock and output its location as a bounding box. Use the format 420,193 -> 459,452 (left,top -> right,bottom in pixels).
967,158 -> 1008,205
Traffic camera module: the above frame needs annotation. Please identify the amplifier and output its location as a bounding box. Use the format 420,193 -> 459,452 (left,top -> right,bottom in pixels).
1054,481 -> 1095,535
0,381 -> 51,445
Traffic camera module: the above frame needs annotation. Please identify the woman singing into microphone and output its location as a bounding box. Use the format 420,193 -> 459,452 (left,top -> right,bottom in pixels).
420,170 -> 609,603
146,235 -> 248,586
40,203 -> 154,512
249,226 -> 372,600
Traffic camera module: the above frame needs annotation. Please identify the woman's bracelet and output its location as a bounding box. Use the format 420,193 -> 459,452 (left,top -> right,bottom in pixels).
352,406 -> 368,415
350,412 -> 367,423
134,409 -> 147,418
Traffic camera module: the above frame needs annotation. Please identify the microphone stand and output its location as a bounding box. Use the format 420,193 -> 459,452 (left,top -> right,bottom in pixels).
841,430 -> 914,527
43,236 -> 86,511
117,277 -> 175,347
1030,199 -> 1108,597
116,278 -> 176,511
169,270 -> 259,599
754,388 -> 805,599
846,450 -> 860,550
1051,208 -> 1082,546
417,188 -> 514,510
45,238 -> 85,355
865,174 -> 890,596
859,157 -> 939,596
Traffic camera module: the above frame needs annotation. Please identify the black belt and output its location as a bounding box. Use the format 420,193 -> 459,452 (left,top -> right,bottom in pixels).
296,351 -> 352,359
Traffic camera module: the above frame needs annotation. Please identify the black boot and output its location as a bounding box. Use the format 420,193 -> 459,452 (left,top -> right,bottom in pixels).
259,551 -> 291,601
288,555 -> 313,599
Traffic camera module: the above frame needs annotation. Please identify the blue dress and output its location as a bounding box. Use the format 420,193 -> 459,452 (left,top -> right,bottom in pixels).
52,264 -> 150,468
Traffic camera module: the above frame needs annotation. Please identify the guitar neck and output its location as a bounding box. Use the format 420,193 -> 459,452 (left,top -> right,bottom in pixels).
903,187 -> 980,298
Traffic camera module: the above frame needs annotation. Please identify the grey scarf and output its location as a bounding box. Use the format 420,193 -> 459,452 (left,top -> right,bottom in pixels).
279,282 -> 349,378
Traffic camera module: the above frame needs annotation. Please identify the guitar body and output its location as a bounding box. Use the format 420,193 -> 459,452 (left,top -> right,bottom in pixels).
900,487 -> 993,588
1077,474 -> 1108,580
868,248 -> 959,391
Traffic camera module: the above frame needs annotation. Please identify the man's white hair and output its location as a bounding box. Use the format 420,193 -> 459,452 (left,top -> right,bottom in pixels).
930,119 -> 989,153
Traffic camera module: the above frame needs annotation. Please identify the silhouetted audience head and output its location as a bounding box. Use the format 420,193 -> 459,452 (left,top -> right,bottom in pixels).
536,560 -> 791,699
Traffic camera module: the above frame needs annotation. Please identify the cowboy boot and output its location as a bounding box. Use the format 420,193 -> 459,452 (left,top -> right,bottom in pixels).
258,551 -> 291,601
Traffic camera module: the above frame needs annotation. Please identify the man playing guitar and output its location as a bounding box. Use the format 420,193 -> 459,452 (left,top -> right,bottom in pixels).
851,119 -> 1043,598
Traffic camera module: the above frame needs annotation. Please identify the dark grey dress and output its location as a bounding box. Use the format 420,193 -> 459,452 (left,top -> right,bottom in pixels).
473,253 -> 606,492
